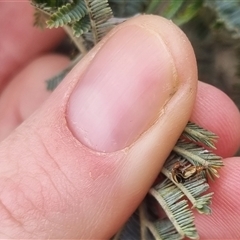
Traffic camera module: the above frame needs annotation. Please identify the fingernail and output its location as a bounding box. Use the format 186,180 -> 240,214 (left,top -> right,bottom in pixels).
67,24 -> 178,152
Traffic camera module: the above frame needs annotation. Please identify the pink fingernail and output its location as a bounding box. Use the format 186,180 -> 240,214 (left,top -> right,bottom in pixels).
67,25 -> 177,152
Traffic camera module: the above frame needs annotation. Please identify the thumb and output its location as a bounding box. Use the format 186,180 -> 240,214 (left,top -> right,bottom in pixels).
0,15 -> 197,239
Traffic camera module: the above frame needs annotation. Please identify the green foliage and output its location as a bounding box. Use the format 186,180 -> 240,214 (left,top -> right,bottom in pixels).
72,15 -> 91,37
149,180 -> 198,239
147,0 -> 185,18
33,6 -> 49,28
108,0 -> 202,25
85,0 -> 113,43
183,122 -> 218,149
205,0 -> 240,38
32,0 -> 113,43
46,0 -> 87,28
146,0 -> 203,26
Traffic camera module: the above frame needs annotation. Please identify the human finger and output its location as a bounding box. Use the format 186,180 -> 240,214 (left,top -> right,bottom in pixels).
0,54 -> 70,141
0,15 -> 197,238
191,81 -> 240,157
194,157 -> 240,239
0,2 -> 65,92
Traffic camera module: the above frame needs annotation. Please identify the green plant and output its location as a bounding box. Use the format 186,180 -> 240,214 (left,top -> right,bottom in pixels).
31,0 -> 240,239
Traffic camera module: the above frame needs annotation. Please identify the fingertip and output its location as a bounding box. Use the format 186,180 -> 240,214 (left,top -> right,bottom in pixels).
0,2 -> 65,91
191,81 -> 240,157
194,157 -> 240,239
0,54 -> 70,141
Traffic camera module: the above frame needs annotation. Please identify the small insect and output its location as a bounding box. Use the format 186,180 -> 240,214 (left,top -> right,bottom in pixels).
170,162 -> 206,184
170,162 -> 185,183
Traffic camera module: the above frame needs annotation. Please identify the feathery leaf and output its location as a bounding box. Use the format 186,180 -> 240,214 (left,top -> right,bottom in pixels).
72,15 -> 91,37
183,122 -> 218,149
173,141 -> 223,176
46,0 -> 87,28
149,179 -> 199,239
84,0 -> 113,43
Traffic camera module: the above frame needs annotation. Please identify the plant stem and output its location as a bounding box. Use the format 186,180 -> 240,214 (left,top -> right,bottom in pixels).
63,26 -> 88,54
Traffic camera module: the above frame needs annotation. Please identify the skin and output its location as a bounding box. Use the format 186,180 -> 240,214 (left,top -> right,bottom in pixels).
0,3 -> 240,239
